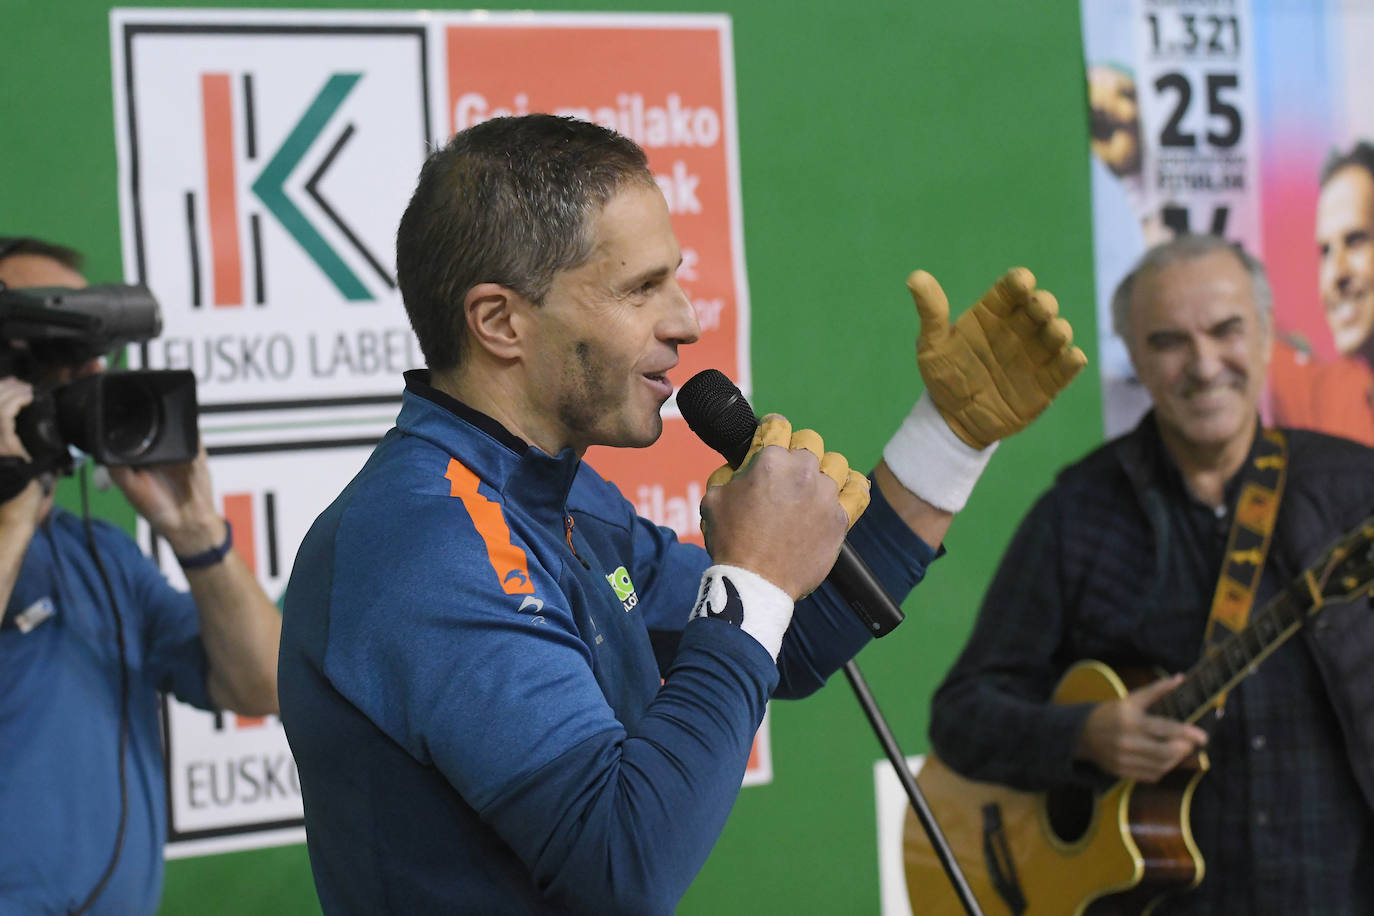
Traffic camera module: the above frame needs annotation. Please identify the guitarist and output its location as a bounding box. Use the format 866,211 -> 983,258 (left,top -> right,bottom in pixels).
929,233 -> 1374,914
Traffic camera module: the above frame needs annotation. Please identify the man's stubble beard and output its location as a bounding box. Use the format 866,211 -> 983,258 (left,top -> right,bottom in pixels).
557,339 -> 621,440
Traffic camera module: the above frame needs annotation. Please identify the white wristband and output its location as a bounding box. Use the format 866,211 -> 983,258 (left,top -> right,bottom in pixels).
881,392 -> 998,513
688,565 -> 795,661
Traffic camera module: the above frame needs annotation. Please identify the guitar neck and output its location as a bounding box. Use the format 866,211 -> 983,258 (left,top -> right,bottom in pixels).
1149,585 -> 1312,724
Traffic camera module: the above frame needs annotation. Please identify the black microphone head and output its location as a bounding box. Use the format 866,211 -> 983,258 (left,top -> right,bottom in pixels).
676,369 -> 758,469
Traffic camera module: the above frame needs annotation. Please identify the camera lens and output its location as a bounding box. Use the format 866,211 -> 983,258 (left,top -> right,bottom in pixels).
103,379 -> 162,460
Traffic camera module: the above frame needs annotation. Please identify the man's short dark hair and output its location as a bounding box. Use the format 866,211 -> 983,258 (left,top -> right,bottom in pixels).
1320,140 -> 1374,187
0,236 -> 84,272
395,114 -> 656,371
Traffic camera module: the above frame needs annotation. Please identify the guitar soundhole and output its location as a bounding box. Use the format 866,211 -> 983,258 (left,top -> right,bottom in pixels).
1044,785 -> 1094,844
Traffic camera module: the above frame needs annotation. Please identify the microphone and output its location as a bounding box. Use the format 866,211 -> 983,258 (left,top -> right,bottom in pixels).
676,369 -> 905,638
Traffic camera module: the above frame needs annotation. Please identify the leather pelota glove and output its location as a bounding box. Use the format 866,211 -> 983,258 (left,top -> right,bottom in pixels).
907,267 -> 1088,450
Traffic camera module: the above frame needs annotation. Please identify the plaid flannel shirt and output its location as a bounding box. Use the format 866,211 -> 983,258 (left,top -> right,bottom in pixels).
930,413 -> 1374,915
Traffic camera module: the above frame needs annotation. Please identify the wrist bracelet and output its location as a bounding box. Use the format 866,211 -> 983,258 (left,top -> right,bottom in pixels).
176,520 -> 233,571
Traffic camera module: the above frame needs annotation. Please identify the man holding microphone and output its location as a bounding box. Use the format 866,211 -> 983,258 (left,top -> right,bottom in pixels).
278,113 -> 1085,914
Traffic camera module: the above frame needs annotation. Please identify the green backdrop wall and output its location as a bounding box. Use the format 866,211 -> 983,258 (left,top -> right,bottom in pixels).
0,0 -> 1102,912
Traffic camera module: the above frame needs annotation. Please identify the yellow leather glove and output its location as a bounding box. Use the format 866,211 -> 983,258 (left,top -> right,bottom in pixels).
705,414 -> 871,531
908,267 -> 1088,450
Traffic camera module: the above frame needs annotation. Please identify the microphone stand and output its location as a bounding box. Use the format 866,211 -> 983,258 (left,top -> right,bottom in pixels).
842,659 -> 984,916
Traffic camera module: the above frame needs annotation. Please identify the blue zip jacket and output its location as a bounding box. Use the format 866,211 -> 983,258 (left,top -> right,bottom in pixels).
279,372 -> 934,914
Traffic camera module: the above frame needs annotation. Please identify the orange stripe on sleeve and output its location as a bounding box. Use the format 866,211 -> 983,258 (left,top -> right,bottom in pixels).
445,459 -> 535,595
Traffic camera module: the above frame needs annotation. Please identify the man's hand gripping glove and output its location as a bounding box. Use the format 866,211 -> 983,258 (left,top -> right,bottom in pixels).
693,416 -> 870,660
883,267 -> 1088,512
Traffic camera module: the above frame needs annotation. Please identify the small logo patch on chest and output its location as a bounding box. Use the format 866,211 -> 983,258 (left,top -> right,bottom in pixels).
605,566 -> 639,612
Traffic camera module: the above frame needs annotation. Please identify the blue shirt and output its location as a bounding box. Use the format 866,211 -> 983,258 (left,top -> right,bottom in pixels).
280,373 -> 935,915
0,508 -> 212,915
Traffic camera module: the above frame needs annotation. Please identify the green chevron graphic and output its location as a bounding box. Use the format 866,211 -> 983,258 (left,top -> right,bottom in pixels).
252,72 -> 370,301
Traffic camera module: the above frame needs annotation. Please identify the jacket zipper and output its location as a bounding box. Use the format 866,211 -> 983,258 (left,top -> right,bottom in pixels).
565,515 -> 589,569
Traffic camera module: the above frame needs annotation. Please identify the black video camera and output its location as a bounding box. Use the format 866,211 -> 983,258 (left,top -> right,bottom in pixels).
0,282 -> 199,479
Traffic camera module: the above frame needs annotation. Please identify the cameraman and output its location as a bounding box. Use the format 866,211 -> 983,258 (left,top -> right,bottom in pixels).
0,237 -> 281,914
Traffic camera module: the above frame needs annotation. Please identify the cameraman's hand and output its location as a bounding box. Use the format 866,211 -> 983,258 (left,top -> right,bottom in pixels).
0,377 -> 46,517
114,442 -> 282,715
0,378 -> 48,609
109,442 -> 226,557
0,377 -> 35,462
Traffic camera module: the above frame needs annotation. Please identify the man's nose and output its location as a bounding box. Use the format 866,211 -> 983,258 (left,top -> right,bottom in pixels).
1331,244 -> 1355,291
1189,337 -> 1225,381
660,280 -> 701,346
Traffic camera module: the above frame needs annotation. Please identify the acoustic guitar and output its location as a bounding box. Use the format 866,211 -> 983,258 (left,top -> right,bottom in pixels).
903,517 -> 1374,916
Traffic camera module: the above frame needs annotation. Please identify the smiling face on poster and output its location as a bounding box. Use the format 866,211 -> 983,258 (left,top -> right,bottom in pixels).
1080,0 -> 1374,446
1316,164 -> 1374,360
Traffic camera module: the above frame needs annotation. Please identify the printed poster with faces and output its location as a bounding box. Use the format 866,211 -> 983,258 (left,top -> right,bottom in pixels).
1081,0 -> 1374,444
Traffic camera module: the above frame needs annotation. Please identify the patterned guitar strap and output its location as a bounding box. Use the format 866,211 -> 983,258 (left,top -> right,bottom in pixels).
1202,427 -> 1287,712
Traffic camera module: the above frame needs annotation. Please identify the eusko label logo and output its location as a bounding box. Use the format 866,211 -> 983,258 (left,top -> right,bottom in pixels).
113,13 -> 435,448
196,69 -> 394,308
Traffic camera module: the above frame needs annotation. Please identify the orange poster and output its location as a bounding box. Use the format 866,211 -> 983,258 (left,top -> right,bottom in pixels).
445,15 -> 750,546
445,16 -> 765,783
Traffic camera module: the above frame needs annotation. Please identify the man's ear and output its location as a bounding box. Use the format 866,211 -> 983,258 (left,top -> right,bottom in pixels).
464,282 -> 527,360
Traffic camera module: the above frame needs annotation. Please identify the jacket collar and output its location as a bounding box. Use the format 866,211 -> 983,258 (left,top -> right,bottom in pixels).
398,369 -> 582,514
403,369 -> 528,455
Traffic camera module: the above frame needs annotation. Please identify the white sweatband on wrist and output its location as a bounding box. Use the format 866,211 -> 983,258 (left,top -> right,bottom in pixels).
688,565 -> 794,661
881,392 -> 998,513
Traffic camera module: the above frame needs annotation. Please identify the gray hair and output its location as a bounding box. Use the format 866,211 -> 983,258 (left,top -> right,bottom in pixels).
1110,233 -> 1272,340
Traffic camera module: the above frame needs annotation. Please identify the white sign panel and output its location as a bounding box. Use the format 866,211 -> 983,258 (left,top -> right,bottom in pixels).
875,755 -> 924,916
146,444 -> 374,854
112,9 -> 435,451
